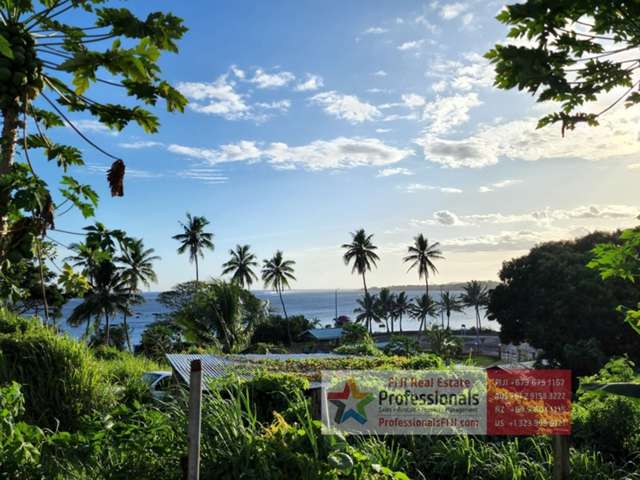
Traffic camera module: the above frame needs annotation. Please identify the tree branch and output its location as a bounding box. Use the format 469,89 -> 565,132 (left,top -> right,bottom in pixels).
40,92 -> 122,162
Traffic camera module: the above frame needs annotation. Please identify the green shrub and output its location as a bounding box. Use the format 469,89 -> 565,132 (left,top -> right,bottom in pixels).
341,323 -> 368,343
0,315 -> 114,431
403,353 -> 444,370
97,351 -> 164,406
0,382 -> 46,479
573,357 -> 640,459
0,307 -> 38,334
334,341 -> 382,356
138,320 -> 184,361
383,335 -> 418,356
212,371 -> 310,423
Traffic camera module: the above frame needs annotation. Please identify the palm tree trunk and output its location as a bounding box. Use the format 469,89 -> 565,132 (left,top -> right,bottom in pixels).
84,316 -> 92,339
446,312 -> 451,330
278,286 -> 291,344
36,242 -> 50,325
104,311 -> 110,346
0,104 -> 19,239
195,255 -> 200,284
123,311 -> 132,352
475,306 -> 480,354
362,272 -> 368,296
425,275 -> 429,297
385,317 -> 389,333
399,314 -> 403,333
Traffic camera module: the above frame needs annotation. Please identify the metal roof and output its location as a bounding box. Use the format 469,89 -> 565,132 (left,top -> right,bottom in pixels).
301,327 -> 343,341
166,353 -> 340,388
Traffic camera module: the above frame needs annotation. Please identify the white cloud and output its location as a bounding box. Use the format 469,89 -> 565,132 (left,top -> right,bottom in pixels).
443,230 -> 543,252
398,40 -> 425,51
421,92 -> 481,134
402,93 -> 426,108
628,163 -> 640,170
177,167 -> 228,185
294,74 -> 324,91
363,26 -> 388,34
427,53 -> 494,93
86,164 -> 162,179
310,91 -> 381,123
178,76 -> 251,120
373,70 -> 388,77
432,80 -> 448,93
73,119 -> 116,135
416,106 -> 640,168
377,167 -> 413,177
376,128 -> 392,133
118,140 -> 163,149
230,65 -> 245,79
169,137 -> 413,171
249,68 -> 295,89
412,205 -> 640,227
411,210 -> 467,226
440,2 -> 467,20
403,183 -> 462,194
461,13 -> 474,26
478,178 -> 522,193
255,100 -> 291,112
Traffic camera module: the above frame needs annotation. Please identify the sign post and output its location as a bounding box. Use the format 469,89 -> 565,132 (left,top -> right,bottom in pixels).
187,359 -> 202,480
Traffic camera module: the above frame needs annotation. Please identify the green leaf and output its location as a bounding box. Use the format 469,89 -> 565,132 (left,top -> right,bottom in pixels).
581,382 -> 640,398
0,34 -> 13,59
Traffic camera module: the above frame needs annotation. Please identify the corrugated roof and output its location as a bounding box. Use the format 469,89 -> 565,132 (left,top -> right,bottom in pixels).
166,353 -> 340,388
301,328 -> 343,340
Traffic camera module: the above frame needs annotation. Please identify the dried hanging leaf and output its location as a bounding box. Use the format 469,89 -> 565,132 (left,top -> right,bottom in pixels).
107,159 -> 126,197
41,195 -> 55,234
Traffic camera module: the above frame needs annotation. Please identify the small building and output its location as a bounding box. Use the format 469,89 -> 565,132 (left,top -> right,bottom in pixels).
299,327 -> 343,342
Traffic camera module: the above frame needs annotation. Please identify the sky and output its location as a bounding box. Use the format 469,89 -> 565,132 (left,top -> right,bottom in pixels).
41,0 -> 640,290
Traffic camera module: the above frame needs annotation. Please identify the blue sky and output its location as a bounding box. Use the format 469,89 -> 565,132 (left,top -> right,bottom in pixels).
43,0 -> 640,290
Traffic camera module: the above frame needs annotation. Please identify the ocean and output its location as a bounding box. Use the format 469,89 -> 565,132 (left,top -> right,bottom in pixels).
57,288 -> 493,346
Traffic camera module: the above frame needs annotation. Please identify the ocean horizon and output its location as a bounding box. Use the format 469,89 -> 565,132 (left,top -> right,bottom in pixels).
57,287 -> 495,346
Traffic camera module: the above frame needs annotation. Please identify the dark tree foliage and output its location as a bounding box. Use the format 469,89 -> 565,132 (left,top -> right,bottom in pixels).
487,231 -> 640,374
487,1 -> 640,135
250,314 -> 318,345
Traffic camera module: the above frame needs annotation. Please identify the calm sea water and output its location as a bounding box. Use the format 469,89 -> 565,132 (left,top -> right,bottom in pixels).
58,288 -> 493,346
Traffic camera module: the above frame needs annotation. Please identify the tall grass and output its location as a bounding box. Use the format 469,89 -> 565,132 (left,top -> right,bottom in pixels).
0,312 -> 114,431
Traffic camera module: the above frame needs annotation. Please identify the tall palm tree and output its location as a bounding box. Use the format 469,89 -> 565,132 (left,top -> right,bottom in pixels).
262,251 -> 296,343
378,288 -> 395,333
438,290 -> 464,330
342,229 -> 379,295
172,213 -> 214,283
461,281 -> 490,349
118,238 -> 160,351
409,293 -> 438,332
403,234 -> 444,296
67,260 -> 130,346
354,292 -> 381,334
222,244 -> 258,288
393,291 -> 411,333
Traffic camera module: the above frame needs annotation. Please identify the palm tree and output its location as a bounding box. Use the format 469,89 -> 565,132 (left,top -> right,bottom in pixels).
172,213 -> 214,283
410,293 -> 438,332
342,229 -> 380,295
438,290 -> 464,330
461,281 -> 490,350
403,234 -> 444,296
378,288 -> 395,333
261,251 -> 296,343
118,238 -> 160,351
222,244 -> 258,288
354,292 -> 381,334
393,291 -> 411,333
175,281 -> 247,353
67,260 -> 130,346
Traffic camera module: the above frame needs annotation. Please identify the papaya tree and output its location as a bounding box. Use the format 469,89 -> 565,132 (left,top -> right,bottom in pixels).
0,1 -> 187,304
